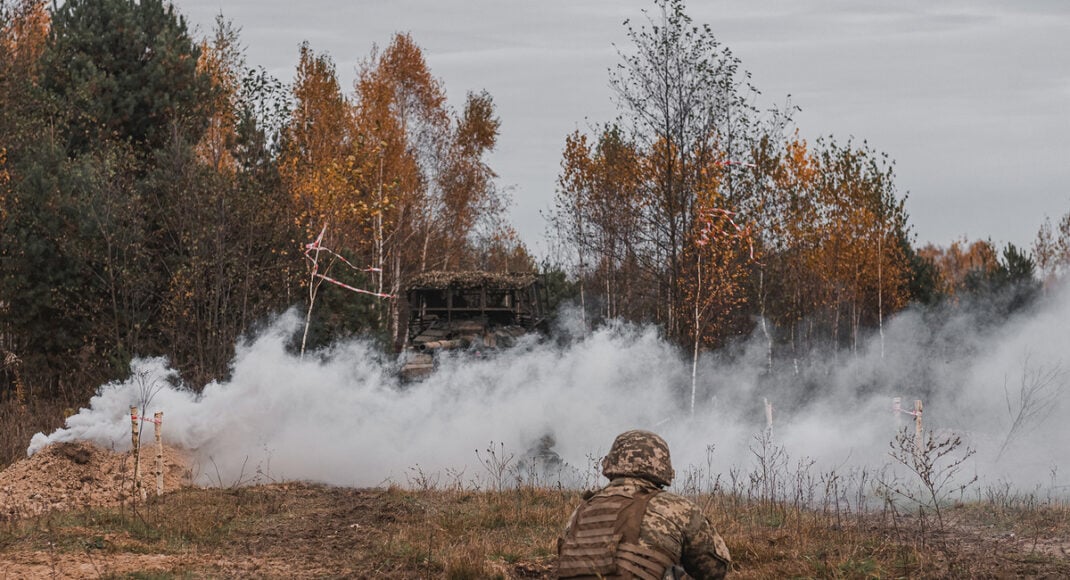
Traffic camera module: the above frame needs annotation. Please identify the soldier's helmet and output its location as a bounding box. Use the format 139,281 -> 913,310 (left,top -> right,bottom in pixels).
601,430 -> 675,487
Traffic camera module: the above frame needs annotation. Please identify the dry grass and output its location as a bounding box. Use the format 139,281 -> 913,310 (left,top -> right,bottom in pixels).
2,479 -> 1069,579
3,414 -> 1069,577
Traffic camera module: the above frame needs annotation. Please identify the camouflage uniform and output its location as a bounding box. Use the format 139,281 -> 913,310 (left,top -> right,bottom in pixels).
557,430 -> 731,580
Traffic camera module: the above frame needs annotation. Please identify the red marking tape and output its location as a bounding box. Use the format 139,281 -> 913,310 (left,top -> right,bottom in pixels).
130,414 -> 162,425
314,273 -> 395,299
303,224 -> 391,298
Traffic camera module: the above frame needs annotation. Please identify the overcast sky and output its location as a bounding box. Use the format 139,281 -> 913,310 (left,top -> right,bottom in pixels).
173,0 -> 1070,255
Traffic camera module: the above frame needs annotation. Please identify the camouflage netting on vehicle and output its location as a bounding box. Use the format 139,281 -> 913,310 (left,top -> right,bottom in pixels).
406,270 -> 538,291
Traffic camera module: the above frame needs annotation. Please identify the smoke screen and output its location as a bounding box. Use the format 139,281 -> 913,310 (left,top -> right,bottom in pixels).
29,285 -> 1070,493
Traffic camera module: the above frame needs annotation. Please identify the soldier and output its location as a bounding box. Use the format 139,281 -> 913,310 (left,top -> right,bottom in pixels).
519,433 -> 565,482
557,430 -> 731,579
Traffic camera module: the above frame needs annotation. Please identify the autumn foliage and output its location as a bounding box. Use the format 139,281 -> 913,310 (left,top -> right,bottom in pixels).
0,1 -> 530,407
549,0 -> 1056,368
0,0 -> 1061,427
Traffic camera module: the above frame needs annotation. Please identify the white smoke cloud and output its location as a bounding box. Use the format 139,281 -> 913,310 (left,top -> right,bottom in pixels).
27,284 -> 1070,494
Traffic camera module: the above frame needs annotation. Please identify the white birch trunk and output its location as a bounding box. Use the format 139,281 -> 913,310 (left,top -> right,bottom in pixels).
690,257 -> 701,416
154,411 -> 164,497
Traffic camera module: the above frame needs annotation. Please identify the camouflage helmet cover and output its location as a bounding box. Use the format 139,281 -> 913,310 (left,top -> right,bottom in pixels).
601,429 -> 675,487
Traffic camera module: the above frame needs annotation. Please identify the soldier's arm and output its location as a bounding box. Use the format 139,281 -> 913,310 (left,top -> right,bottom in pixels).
680,508 -> 731,580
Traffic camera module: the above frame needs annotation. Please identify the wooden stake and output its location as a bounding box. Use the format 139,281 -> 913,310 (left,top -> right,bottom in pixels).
764,397 -> 773,433
154,411 -> 164,497
129,406 -> 138,450
129,406 -> 143,500
914,399 -> 924,455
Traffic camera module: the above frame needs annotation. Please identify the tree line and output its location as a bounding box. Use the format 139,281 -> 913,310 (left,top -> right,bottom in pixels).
0,0 -> 532,399
547,0 -> 1069,372
2,0 -> 1067,407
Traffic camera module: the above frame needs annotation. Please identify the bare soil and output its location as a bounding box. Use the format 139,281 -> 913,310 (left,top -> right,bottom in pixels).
0,441 -> 191,520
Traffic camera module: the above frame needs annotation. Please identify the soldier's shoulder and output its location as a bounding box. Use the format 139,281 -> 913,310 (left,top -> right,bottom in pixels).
653,490 -> 698,505
649,490 -> 702,515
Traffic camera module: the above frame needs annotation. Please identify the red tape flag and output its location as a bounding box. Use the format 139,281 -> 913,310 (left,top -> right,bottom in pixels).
303,225 -> 393,299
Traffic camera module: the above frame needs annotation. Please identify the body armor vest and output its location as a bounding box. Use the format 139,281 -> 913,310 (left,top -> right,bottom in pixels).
558,489 -> 677,580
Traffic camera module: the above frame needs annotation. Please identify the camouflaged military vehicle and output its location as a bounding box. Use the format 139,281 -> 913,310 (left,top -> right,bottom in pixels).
400,271 -> 548,380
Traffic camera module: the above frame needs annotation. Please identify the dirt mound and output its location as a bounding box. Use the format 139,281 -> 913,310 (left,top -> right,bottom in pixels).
0,441 -> 192,520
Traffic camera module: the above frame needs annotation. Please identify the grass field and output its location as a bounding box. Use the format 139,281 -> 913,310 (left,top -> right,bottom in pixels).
3,396 -> 1070,578
2,478 -> 1069,578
